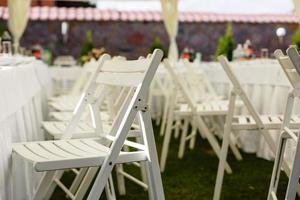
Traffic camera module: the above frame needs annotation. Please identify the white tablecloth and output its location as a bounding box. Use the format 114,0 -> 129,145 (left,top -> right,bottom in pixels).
49,66 -> 81,95
0,59 -> 50,200
201,60 -> 299,163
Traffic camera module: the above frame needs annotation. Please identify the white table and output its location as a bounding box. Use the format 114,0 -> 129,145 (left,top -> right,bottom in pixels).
155,59 -> 300,165
0,59 -> 50,200
201,60 -> 299,163
49,66 -> 81,95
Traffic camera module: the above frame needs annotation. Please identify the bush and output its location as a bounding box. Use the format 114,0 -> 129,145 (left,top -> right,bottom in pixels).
149,37 -> 167,58
215,23 -> 235,61
80,30 -> 93,57
292,27 -> 300,52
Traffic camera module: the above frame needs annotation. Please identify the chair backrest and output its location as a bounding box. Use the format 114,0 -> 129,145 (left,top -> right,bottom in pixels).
69,59 -> 98,95
163,59 -> 197,110
183,59 -> 219,99
287,46 -> 300,76
274,49 -> 300,89
62,49 -> 163,140
218,55 -> 262,124
101,49 -> 163,134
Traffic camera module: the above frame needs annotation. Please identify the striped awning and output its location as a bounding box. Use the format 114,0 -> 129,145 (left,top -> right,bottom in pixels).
0,6 -> 298,23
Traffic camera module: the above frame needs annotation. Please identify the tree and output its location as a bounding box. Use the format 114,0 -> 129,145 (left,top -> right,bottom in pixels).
215,23 -> 235,61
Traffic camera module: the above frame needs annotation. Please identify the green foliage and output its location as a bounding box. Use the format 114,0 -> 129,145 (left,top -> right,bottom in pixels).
149,37 -> 167,58
215,23 -> 235,61
80,30 -> 93,57
292,27 -> 300,52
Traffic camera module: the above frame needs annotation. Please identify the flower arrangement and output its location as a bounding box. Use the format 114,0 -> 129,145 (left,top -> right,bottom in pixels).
78,31 -> 107,64
79,47 -> 107,64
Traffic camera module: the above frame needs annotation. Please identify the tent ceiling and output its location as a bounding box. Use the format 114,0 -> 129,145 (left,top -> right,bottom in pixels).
94,0 -> 294,14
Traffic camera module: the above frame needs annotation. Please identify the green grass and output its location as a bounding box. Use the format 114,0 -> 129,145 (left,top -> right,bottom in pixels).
51,122 -> 292,200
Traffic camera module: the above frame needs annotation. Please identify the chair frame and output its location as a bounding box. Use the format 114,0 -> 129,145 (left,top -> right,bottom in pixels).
12,50 -> 165,200
160,59 -> 240,173
268,47 -> 300,200
213,55 -> 300,200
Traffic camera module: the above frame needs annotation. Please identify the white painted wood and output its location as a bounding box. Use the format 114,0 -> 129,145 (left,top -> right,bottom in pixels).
267,47 -> 300,200
12,49 -> 165,200
160,59 -> 236,173
214,54 -> 300,200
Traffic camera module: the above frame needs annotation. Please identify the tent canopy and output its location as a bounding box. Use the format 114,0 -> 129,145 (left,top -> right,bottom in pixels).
95,0 -> 294,14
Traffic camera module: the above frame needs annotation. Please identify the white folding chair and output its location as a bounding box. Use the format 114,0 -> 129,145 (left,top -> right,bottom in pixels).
46,56 -> 150,198
160,59 -> 242,172
268,47 -> 300,200
12,49 -> 165,200
213,55 -> 300,200
49,59 -> 98,111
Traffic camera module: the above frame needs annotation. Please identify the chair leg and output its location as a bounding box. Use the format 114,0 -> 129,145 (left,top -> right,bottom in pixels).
229,132 -> 243,160
155,97 -> 162,126
195,116 -> 232,173
213,92 -> 236,200
116,164 -> 126,195
174,119 -> 181,139
160,95 -> 169,136
285,136 -> 300,200
178,117 -> 189,159
267,135 -> 288,200
33,170 -> 63,200
69,168 -> 89,195
160,98 -> 175,172
105,174 -> 116,200
136,136 -> 149,191
74,167 -> 99,200
139,111 -> 165,200
213,124 -> 232,200
189,126 -> 197,150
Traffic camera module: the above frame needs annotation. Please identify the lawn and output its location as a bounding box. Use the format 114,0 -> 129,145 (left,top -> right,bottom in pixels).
51,122 -> 290,199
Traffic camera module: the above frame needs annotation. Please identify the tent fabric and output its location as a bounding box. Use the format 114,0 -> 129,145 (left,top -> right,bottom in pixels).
96,0 -> 294,14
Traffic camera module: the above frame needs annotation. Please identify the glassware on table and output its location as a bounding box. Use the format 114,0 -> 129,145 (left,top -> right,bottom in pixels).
260,48 -> 269,58
1,31 -> 12,55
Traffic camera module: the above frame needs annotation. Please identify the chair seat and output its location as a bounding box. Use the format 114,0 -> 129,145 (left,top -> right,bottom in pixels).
49,112 -> 111,122
12,138 -> 147,172
42,121 -> 112,139
48,95 -> 80,103
175,100 -> 229,116
232,115 -> 300,130
48,100 -> 78,111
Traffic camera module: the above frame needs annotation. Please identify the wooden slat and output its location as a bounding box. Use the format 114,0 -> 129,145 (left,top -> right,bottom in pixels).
39,142 -> 79,158
260,115 -> 271,124
81,139 -> 110,153
69,140 -> 107,155
96,72 -> 144,86
13,144 -> 46,162
54,141 -> 91,157
25,143 -> 63,160
102,59 -> 150,72
270,116 -> 281,124
238,116 -> 249,124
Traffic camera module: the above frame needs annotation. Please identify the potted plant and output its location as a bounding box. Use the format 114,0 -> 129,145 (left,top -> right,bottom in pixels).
215,23 -> 235,61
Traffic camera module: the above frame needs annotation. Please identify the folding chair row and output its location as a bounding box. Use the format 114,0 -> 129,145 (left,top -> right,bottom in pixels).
49,56 -> 127,112
12,49 -> 165,200
160,59 -> 242,173
213,54 -> 300,200
268,47 -> 300,200
48,59 -> 99,111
